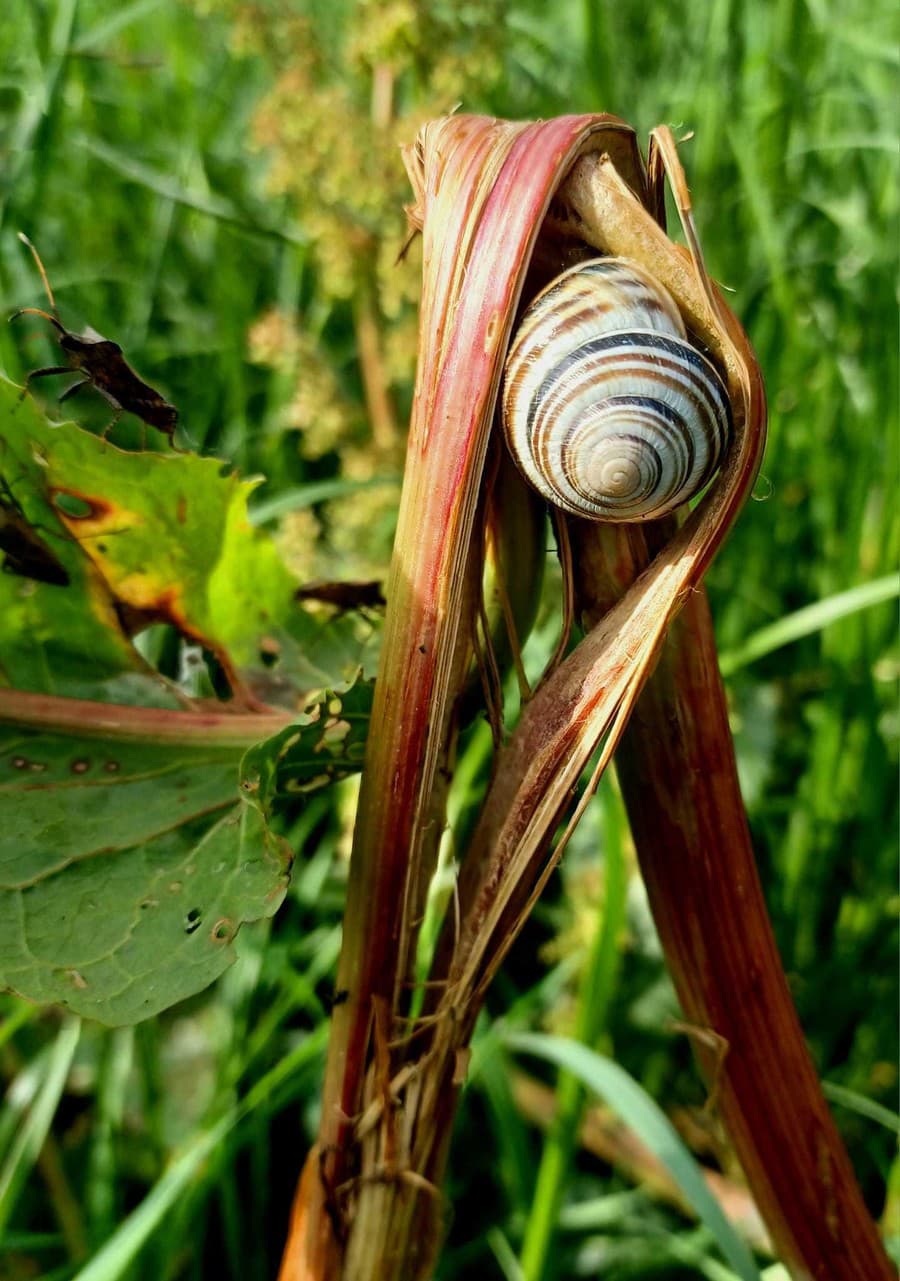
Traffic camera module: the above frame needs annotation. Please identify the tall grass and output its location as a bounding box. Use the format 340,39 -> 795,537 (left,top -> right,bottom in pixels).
0,1 -> 896,1278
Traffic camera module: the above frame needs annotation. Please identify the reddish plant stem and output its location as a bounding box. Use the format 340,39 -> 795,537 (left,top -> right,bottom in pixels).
0,688 -> 293,746
573,522 -> 894,1281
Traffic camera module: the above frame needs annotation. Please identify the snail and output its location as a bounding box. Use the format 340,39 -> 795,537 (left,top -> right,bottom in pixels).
501,258 -> 732,522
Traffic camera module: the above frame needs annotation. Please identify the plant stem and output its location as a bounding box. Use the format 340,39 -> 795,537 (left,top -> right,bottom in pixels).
519,778 -> 628,1281
0,688 -> 293,746
572,519 -> 894,1280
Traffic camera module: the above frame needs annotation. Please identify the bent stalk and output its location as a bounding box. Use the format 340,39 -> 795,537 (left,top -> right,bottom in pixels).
278,112 -> 889,1281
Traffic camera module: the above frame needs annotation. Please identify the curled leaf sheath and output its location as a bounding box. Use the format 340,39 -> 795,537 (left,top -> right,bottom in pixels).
284,115 -> 637,1280
279,114 -> 891,1281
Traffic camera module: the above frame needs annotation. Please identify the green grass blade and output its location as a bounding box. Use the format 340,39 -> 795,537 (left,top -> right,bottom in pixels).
72,0 -> 166,52
507,1032 -> 762,1281
70,1025 -> 327,1281
0,1017 -> 81,1236
73,135 -> 306,244
488,1227 -> 526,1281
823,1082 -> 900,1136
719,575 -> 900,676
0,1002 -> 38,1053
249,475 -> 399,525
519,782 -> 629,1281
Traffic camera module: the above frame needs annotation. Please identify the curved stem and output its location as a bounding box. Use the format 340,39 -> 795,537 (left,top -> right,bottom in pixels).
0,688 -> 293,746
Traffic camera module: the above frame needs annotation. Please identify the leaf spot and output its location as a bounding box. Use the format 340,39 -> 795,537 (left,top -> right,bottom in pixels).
168,880 -> 183,894
103,760 -> 120,773
71,759 -> 91,774
210,918 -> 235,943
51,490 -> 106,520
184,908 -> 202,934
285,771 -> 332,793
259,636 -> 281,667
11,757 -> 28,769
66,970 -> 89,990
320,722 -> 353,748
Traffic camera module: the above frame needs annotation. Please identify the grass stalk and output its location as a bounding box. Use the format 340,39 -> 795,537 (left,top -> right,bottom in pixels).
519,780 -> 628,1281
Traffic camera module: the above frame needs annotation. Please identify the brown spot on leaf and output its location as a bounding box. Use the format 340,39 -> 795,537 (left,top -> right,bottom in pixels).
50,489 -> 114,523
104,760 -> 120,773
113,586 -> 185,638
71,759 -> 91,774
176,496 -> 187,524
67,970 -> 88,990
111,586 -> 258,707
210,918 -> 235,943
11,757 -> 28,769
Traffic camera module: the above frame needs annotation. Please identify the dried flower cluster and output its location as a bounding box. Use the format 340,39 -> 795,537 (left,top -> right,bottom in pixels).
203,0 -> 509,579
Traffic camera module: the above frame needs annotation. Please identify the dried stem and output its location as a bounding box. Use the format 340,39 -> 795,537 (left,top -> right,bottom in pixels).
278,112 -> 887,1281
571,519 -> 894,1280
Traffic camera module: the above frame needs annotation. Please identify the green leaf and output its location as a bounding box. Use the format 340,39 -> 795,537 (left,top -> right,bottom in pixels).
0,728 -> 288,1025
0,376 -> 379,699
0,376 -> 379,1023
507,1032 -> 762,1281
0,679 -> 373,1024
241,677 -> 372,802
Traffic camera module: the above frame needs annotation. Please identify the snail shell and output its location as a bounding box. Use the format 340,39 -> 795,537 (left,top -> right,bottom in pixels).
502,258 -> 732,522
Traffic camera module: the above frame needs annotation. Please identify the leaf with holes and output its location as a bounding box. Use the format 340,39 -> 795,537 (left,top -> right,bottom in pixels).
0,679 -> 373,1024
241,677 -> 372,802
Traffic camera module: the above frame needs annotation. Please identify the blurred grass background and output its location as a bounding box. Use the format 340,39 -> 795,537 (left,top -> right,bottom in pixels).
0,1 -> 897,1278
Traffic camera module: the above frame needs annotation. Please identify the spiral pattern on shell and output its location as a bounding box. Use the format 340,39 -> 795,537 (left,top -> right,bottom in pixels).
502,258 -> 732,522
